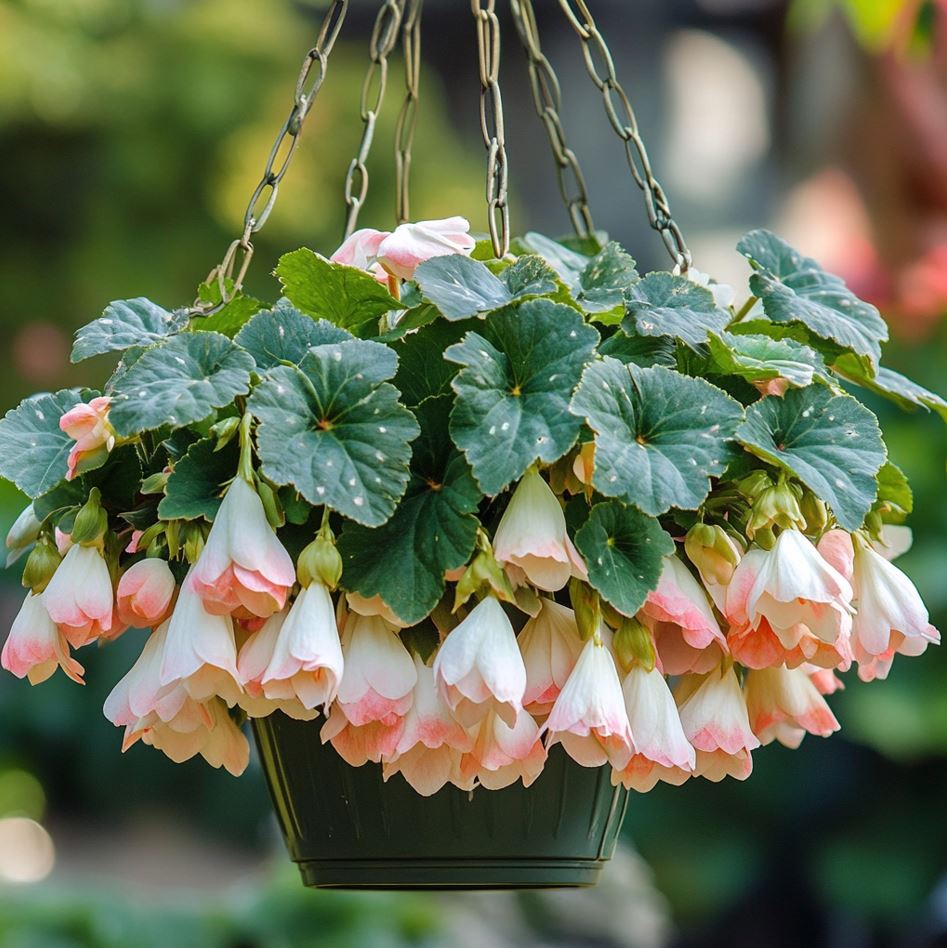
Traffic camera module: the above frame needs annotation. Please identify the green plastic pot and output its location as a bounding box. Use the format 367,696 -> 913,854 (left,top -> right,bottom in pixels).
252,713 -> 630,890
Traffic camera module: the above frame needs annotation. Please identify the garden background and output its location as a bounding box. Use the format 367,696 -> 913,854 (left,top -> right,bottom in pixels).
0,0 -> 945,945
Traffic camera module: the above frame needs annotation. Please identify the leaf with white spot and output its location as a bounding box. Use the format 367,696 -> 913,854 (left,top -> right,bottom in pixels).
248,339 -> 420,526
235,300 -> 353,370
623,273 -> 730,348
71,298 -> 188,362
736,386 -> 885,531
833,353 -> 947,422
108,333 -> 255,437
570,359 -> 743,515
707,332 -> 832,389
445,299 -> 600,495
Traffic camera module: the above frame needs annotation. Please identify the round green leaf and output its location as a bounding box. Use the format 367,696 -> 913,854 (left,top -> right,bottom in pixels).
338,397 -> 481,624
235,300 -> 353,370
623,272 -> 729,347
736,386 -> 886,531
109,332 -> 255,437
248,339 -> 420,526
445,299 -> 600,495
158,437 -> 239,522
71,298 -> 187,363
575,501 -> 674,617
707,332 -> 831,388
570,359 -> 743,515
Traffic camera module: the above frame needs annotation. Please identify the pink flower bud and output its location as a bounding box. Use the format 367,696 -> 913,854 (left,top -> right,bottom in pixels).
375,216 -> 475,281
60,396 -> 115,480
117,559 -> 176,628
330,227 -> 391,283
1,591 -> 84,685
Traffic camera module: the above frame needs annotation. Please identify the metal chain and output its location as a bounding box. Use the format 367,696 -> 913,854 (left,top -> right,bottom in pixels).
394,0 -> 423,223
556,0 -> 691,271
342,0 -> 406,239
188,0 -> 349,317
510,0 -> 594,242
472,0 -> 510,258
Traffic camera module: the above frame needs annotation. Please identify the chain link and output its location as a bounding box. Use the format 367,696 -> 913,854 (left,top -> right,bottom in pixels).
472,0 -> 510,258
510,0 -> 594,242
188,0 -> 349,317
556,0 -> 691,271
342,0 -> 406,239
394,0 -> 423,223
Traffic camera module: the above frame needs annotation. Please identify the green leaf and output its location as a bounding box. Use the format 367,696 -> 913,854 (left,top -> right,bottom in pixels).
248,339 -> 420,526
707,332 -> 831,389
736,386 -> 886,531
570,360 -> 743,515
833,354 -> 947,421
71,299 -> 188,363
158,437 -> 240,521
576,242 -> 639,318
0,389 -> 90,497
191,293 -> 265,338
109,332 -> 255,437
276,248 -> 400,337
234,300 -> 353,370
338,397 -> 481,624
874,461 -> 912,522
392,319 -> 472,407
599,332 -> 677,368
445,299 -> 600,495
623,272 -> 730,347
414,254 -> 559,321
737,229 -> 888,368
575,501 -> 674,617
517,232 -> 590,284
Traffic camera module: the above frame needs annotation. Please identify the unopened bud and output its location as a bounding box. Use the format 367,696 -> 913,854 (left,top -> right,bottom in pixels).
569,578 -> 601,641
297,535 -> 343,590
140,471 -> 170,495
210,415 -> 241,451
685,522 -> 741,585
6,504 -> 41,554
747,481 -> 804,537
21,535 -> 61,594
736,470 -> 773,500
256,480 -> 285,529
612,615 -> 656,673
182,522 -> 208,564
800,492 -> 827,534
71,489 -> 108,546
754,525 -> 777,550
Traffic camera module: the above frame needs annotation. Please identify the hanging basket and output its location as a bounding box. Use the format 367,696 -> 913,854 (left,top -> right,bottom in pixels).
253,714 -> 628,889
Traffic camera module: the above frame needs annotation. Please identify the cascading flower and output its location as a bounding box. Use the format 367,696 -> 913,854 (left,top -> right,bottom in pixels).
492,468 -> 587,591
684,523 -> 743,612
190,476 -> 295,618
159,571 -> 242,707
458,708 -> 546,791
375,216 -> 475,280
1,591 -> 84,685
382,656 -> 472,796
116,558 -> 176,629
432,596 -> 526,727
43,542 -> 114,648
613,664 -> 696,792
540,634 -> 635,770
676,664 -> 759,782
518,598 -> 584,713
346,591 -> 408,628
640,555 -> 728,676
238,581 -> 344,718
743,665 -> 840,748
60,396 -> 115,480
330,227 -> 390,283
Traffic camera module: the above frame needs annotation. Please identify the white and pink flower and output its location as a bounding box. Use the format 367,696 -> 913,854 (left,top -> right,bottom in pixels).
641,555 -> 728,675
676,665 -> 759,782
541,635 -> 634,770
190,477 -> 295,619
116,558 -> 176,629
493,469 -> 587,591
330,227 -> 390,283
459,708 -> 547,791
60,396 -> 115,480
432,596 -> 526,728
1,591 -> 84,685
321,705 -> 405,767
375,216 -> 476,281
518,598 -> 584,713
613,665 -> 695,792
43,543 -> 114,648
744,665 -> 839,748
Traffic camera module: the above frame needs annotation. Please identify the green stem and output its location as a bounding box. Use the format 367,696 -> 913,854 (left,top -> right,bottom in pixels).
729,294 -> 758,326
237,412 -> 255,484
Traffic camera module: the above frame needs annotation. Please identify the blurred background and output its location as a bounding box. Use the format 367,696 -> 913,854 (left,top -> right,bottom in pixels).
1,0 -> 946,945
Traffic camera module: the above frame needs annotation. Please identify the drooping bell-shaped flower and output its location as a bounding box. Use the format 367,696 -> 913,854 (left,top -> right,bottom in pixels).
613,665 -> 695,792
346,591 -> 408,628
375,216 -> 476,281
336,613 -> 416,727
518,598 -> 584,713
726,529 -> 854,650
43,543 -> 114,648
382,657 -> 472,796
541,635 -> 635,770
60,396 -> 115,480
743,666 -> 840,749
330,227 -> 390,283
159,571 -> 242,707
321,703 -> 405,767
116,558 -> 176,629
432,596 -> 526,728
641,555 -> 728,676
676,665 -> 759,782
493,469 -> 587,591
459,708 -> 547,791
190,476 -> 295,618
684,523 -> 743,612
1,591 -> 84,685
